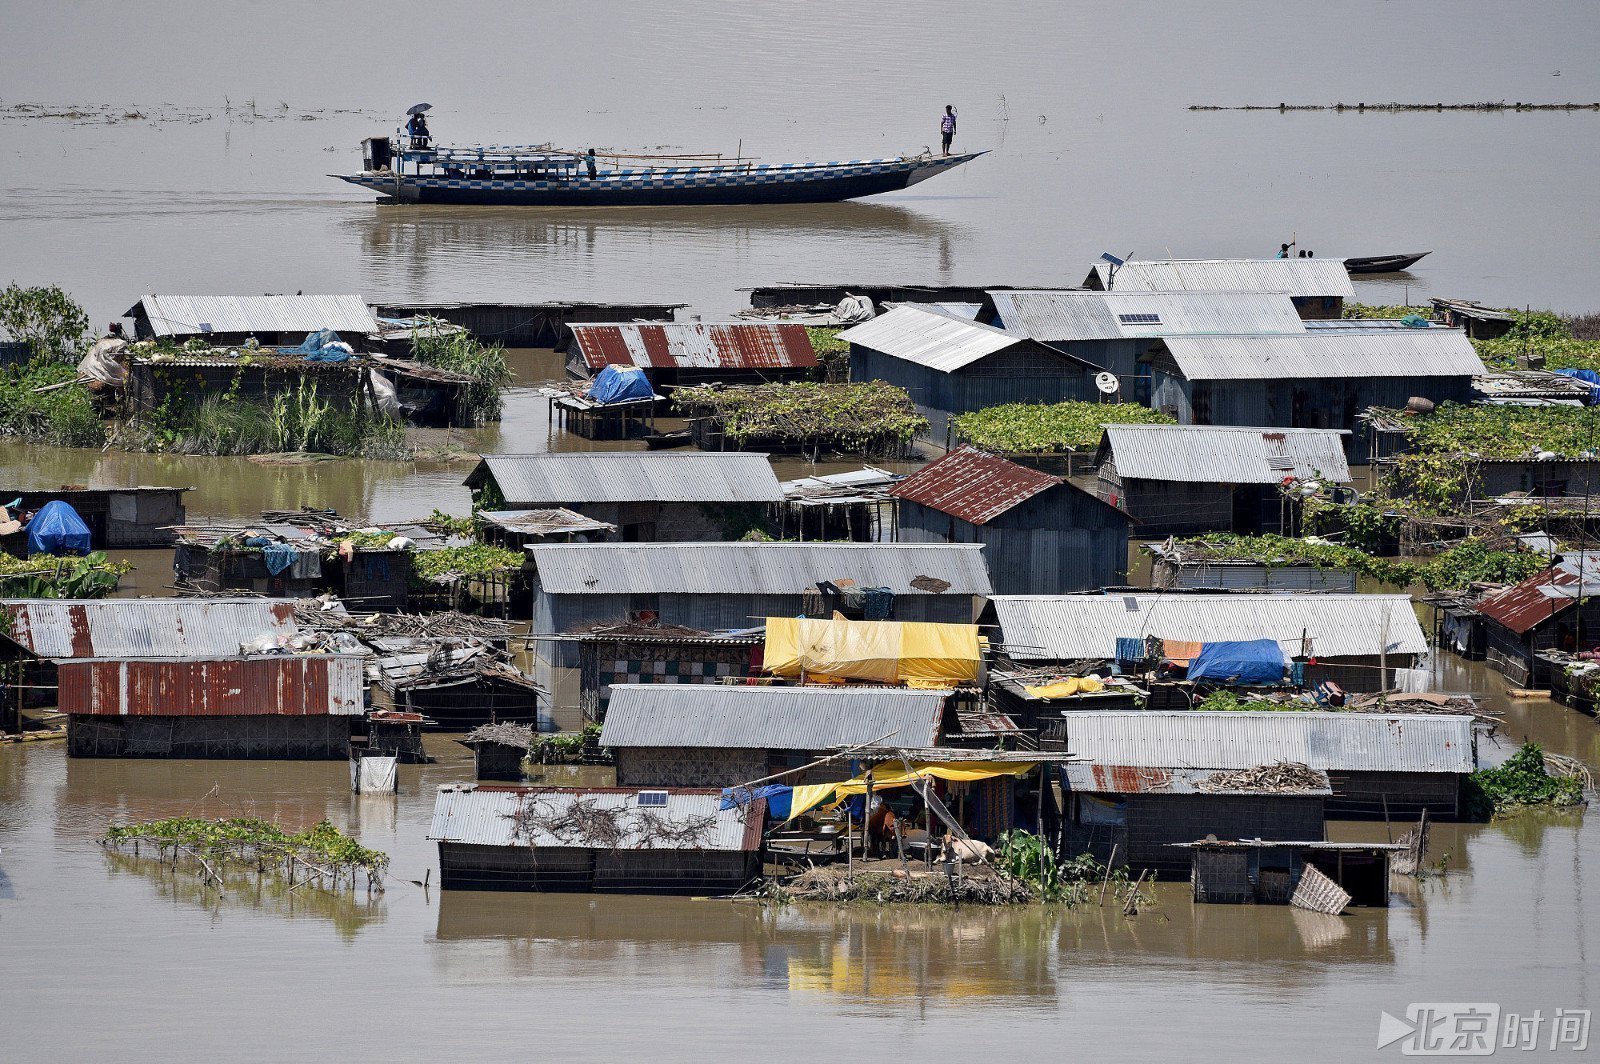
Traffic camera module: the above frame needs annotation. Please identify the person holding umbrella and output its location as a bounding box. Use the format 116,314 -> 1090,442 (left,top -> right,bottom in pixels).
405,103 -> 432,148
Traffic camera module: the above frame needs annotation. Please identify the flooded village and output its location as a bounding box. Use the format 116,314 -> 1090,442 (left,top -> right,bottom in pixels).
4,2 -> 1600,1060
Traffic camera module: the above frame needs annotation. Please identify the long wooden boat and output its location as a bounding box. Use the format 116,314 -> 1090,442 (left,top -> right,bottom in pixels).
1344,252 -> 1431,274
335,135 -> 984,206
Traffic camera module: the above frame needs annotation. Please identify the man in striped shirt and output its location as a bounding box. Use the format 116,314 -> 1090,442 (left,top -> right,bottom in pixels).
940,105 -> 957,156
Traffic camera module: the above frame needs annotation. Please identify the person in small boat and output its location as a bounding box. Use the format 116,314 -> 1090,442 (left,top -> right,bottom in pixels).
406,111 -> 431,149
940,105 -> 957,156
1276,241 -> 1296,258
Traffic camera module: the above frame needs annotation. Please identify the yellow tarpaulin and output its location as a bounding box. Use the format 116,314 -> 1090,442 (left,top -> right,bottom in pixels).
764,615 -> 980,688
784,760 -> 1040,821
1023,676 -> 1104,699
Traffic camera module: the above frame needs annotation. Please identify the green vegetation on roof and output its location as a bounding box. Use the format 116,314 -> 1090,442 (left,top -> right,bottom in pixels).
1158,533 -> 1417,586
951,401 -> 1174,453
674,381 -> 927,452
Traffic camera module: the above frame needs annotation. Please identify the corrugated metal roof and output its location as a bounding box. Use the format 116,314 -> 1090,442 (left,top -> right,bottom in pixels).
1159,330 -> 1485,380
989,593 -> 1427,661
0,598 -> 298,660
129,294 -> 380,338
986,290 -> 1307,341
566,322 -> 817,371
527,542 -> 993,596
1085,259 -> 1356,299
56,655 -> 364,716
1060,762 -> 1332,795
427,785 -> 761,851
837,305 -> 1033,372
599,684 -> 947,750
1476,552 -> 1600,634
889,446 -> 1064,524
466,453 -> 783,506
1099,425 -> 1352,484
1058,711 -> 1478,774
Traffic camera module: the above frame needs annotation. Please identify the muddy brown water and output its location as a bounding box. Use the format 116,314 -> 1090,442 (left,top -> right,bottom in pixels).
4,1 -> 1600,1057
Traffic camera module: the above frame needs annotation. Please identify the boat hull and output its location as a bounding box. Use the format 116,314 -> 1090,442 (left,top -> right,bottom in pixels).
1345,252 -> 1431,274
336,153 -> 982,207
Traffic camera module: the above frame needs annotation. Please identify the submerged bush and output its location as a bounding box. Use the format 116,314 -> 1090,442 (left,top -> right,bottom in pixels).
413,332 -> 511,423
1465,742 -> 1586,818
952,401 -> 1173,453
0,361 -> 106,447
0,283 -> 89,364
115,380 -> 411,459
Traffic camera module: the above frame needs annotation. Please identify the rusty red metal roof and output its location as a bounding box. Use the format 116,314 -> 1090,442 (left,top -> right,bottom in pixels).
888,446 -> 1063,525
1476,552 -> 1600,634
566,322 -> 817,371
56,655 -> 364,717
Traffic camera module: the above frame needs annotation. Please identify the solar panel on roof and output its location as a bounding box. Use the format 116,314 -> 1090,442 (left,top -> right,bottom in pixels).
636,790 -> 669,807
1117,312 -> 1161,324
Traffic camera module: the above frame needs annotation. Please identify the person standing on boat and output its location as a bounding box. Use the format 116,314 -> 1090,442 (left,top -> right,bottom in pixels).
406,111 -> 430,149
585,148 -> 598,179
940,105 -> 957,156
1276,241 -> 1296,259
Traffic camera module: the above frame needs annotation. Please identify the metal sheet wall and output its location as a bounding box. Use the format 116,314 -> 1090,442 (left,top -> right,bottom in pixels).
58,656 -> 363,717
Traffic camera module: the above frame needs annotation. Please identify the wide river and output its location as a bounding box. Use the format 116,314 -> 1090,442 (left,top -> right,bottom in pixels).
2,1 -> 1599,1060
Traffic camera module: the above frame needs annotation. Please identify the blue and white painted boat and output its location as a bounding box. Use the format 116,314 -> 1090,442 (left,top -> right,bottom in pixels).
334,134 -> 984,206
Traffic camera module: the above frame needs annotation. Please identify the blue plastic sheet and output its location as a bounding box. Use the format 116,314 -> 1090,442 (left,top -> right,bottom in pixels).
719,784 -> 791,819
585,365 -> 653,405
291,329 -> 353,363
26,500 -> 92,556
1187,638 -> 1287,685
1400,314 -> 1431,328
1553,368 -> 1600,403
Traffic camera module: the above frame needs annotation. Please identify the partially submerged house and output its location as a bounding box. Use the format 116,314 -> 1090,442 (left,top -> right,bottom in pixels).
58,654 -> 363,759
1147,539 -> 1360,592
464,452 -> 783,541
1083,258 -> 1356,319
173,521 -> 417,610
125,293 -> 382,349
975,289 -> 1307,397
839,305 -> 1098,442
372,299 -> 682,347
1474,551 -> 1600,686
561,322 -> 818,386
1430,298 -> 1517,341
1059,762 -> 1331,873
985,592 -> 1429,694
0,597 -> 364,756
368,639 -> 544,729
1093,424 -> 1351,535
1146,331 -> 1485,458
1180,838 -> 1406,909
1056,711 -> 1478,818
0,486 -> 189,549
475,508 -> 617,550
599,683 -> 947,787
524,541 -> 993,715
428,784 -> 763,894
889,446 -> 1129,593
776,466 -> 903,542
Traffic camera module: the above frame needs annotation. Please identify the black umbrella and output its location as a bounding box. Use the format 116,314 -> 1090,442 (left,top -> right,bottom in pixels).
406,103 -> 432,116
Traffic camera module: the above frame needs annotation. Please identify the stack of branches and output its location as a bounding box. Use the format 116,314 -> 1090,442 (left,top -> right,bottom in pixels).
1544,752 -> 1595,791
580,618 -> 720,639
1199,762 -> 1326,793
508,795 -> 719,850
1346,691 -> 1502,729
778,864 -> 1034,905
298,606 -> 514,642
464,722 -> 536,749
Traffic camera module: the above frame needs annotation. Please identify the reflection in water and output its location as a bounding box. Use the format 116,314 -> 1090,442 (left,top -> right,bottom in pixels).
101,850 -> 387,938
348,201 -> 968,307
432,882 -> 1399,1005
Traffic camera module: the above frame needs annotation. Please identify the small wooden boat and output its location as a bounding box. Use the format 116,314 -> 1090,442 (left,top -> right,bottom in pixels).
1345,252 -> 1431,274
643,430 -> 693,450
338,131 -> 985,207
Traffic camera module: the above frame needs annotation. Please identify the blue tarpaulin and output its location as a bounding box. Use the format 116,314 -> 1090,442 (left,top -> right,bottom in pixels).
291,329 -> 354,363
1553,368 -> 1600,402
720,784 -> 791,819
586,365 -> 653,405
26,500 -> 92,556
1187,638 -> 1287,685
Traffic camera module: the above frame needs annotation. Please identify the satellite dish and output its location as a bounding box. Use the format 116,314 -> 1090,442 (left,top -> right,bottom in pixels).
1095,371 -> 1120,395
